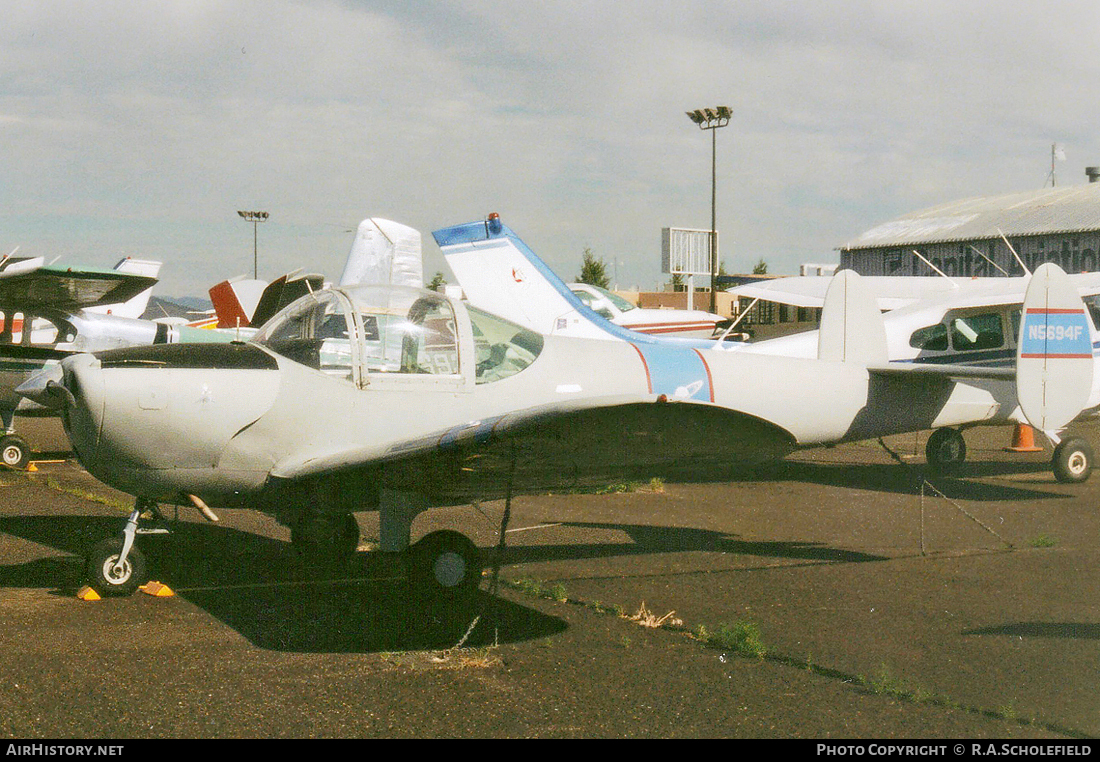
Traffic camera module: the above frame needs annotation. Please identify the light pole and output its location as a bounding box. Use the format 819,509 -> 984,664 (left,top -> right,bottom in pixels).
237,210 -> 269,279
686,106 -> 731,313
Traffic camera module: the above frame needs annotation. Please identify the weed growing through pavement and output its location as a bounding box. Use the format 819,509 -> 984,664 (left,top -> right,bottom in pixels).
499,577 -> 1077,735
628,601 -> 682,629
709,620 -> 767,659
1029,533 -> 1057,548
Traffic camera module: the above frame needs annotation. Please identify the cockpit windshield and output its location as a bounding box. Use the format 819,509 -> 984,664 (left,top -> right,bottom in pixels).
467,305 -> 543,383
251,291 -> 356,380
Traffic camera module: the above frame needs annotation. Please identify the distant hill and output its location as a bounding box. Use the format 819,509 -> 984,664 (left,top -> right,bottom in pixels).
141,295 -> 213,322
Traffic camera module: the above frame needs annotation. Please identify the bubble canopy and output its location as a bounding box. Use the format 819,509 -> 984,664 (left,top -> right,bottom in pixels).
251,284 -> 543,387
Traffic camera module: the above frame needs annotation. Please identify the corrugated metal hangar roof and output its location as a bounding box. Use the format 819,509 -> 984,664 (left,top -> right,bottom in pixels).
842,182 -> 1100,251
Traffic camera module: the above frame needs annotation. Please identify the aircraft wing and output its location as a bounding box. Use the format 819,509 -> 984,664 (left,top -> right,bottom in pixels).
0,264 -> 159,311
730,275 -> 1010,311
269,395 -> 796,501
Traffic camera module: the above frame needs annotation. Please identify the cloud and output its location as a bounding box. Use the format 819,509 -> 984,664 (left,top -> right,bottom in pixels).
2,1 -> 1099,294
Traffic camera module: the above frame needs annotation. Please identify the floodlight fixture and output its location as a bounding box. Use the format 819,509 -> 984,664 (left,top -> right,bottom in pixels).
237,210 -> 269,279
684,106 -> 733,313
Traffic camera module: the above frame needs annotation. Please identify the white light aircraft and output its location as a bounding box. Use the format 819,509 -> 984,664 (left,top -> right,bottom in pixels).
18,215 -> 1096,601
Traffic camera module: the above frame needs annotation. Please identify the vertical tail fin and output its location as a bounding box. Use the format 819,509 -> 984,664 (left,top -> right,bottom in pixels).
208,277 -> 267,328
250,271 -> 325,327
1016,262 -> 1094,432
339,218 -> 423,288
434,216 -> 616,340
817,269 -> 888,364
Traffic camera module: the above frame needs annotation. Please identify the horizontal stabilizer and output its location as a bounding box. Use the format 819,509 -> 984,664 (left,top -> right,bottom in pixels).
1016,263 -> 1094,432
868,363 -> 1014,380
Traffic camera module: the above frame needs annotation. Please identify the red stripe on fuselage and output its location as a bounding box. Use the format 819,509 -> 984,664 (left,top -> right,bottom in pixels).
692,348 -> 715,402
629,343 -> 653,394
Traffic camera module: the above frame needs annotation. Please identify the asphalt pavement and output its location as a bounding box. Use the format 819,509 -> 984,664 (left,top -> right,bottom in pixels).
0,418 -> 1096,738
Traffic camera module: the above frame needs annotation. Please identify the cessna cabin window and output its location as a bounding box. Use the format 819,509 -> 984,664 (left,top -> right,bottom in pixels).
572,285 -> 635,319
949,312 -> 1003,351
252,292 -> 356,381
909,323 -> 948,352
0,312 -> 74,347
467,306 -> 543,384
1084,295 -> 1100,332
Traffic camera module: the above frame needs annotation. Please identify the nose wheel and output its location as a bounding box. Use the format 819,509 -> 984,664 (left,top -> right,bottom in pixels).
86,536 -> 147,596
83,499 -> 169,596
0,434 -> 30,470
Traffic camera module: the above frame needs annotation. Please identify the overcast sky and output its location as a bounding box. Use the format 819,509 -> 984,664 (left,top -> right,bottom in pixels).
4,1 -> 1100,297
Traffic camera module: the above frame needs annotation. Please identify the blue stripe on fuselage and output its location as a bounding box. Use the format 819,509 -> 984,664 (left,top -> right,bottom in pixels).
631,342 -> 712,401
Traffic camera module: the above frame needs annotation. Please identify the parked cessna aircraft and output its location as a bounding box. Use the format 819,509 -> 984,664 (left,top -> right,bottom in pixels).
565,282 -> 733,340
18,215 -> 1095,601
728,272 -> 1100,470
0,256 -> 236,468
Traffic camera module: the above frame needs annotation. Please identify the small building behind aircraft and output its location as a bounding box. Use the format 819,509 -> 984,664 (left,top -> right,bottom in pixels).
840,169 -> 1100,277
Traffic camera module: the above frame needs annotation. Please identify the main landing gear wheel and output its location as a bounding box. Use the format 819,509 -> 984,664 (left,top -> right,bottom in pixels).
291,511 -> 360,573
0,435 -> 30,470
1053,437 -> 1093,484
926,428 -> 966,473
407,530 -> 481,601
85,537 -> 146,597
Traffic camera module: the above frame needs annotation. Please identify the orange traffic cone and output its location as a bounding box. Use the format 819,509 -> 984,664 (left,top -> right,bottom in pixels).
1005,423 -> 1043,452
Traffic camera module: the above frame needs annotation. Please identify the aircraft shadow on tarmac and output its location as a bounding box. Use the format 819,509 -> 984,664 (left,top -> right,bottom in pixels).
498,521 -> 888,565
963,622 -> 1100,640
741,458 -> 1066,502
0,515 -> 567,654
0,509 -> 892,652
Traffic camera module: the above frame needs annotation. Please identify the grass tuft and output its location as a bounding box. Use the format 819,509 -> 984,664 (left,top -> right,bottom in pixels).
710,619 -> 767,659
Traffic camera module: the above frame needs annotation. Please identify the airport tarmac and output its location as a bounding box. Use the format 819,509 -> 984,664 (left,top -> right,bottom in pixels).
0,418 -> 1097,738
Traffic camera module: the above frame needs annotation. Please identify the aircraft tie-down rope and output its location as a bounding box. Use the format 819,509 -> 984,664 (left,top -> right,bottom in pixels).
443,439 -> 518,654
876,437 -> 1012,553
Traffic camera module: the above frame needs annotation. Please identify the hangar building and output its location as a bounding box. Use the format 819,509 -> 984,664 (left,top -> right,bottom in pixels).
839,171 -> 1100,277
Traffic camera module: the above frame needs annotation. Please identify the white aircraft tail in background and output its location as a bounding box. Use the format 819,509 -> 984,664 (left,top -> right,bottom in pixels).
340,218 -> 423,288
85,258 -> 162,320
